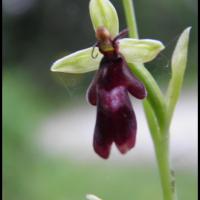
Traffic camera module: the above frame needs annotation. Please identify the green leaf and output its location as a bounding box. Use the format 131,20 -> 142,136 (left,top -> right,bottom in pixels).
89,0 -> 119,37
51,47 -> 102,73
119,38 -> 165,63
166,27 -> 191,122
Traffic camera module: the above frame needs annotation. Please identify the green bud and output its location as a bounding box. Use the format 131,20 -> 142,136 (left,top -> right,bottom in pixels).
166,27 -> 191,121
86,194 -> 103,200
171,27 -> 191,74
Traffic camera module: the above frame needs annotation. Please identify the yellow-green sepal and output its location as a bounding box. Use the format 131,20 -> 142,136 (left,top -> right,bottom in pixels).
51,47 -> 102,73
89,0 -> 119,38
119,38 -> 165,63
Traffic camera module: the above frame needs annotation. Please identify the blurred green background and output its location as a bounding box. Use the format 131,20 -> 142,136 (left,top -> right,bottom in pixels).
3,0 -> 197,200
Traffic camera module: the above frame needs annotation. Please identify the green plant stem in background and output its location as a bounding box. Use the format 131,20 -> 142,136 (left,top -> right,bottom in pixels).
122,0 -> 176,200
121,0 -> 138,39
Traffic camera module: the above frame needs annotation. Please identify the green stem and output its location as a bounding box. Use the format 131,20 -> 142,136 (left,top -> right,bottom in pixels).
121,0 -> 139,38
122,0 -> 177,200
144,101 -> 177,200
154,138 -> 177,200
143,99 -> 160,141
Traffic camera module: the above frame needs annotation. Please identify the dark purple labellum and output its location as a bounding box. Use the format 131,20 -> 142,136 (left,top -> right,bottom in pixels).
87,28 -> 147,159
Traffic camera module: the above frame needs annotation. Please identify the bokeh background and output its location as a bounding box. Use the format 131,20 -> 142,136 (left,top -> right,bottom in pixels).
3,0 -> 198,200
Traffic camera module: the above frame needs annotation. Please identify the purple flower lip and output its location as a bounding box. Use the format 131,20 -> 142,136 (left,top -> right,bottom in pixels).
87,30 -> 147,159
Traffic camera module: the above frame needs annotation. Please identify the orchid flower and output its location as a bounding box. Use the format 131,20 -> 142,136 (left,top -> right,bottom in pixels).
50,0 -> 164,159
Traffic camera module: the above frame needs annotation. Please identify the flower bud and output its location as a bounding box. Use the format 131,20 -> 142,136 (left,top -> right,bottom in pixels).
86,194 -> 103,200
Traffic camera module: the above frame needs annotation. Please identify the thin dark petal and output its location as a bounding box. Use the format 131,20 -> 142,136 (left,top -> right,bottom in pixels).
113,28 -> 129,42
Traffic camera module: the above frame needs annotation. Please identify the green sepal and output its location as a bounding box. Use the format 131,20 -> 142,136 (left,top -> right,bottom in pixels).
89,0 -> 119,37
51,47 -> 102,73
119,38 -> 165,63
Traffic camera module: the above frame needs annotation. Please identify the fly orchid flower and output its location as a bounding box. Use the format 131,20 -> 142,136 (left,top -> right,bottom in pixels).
51,0 -> 165,159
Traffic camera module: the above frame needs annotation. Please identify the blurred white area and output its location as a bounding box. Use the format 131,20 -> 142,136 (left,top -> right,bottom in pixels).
37,90 -> 197,171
